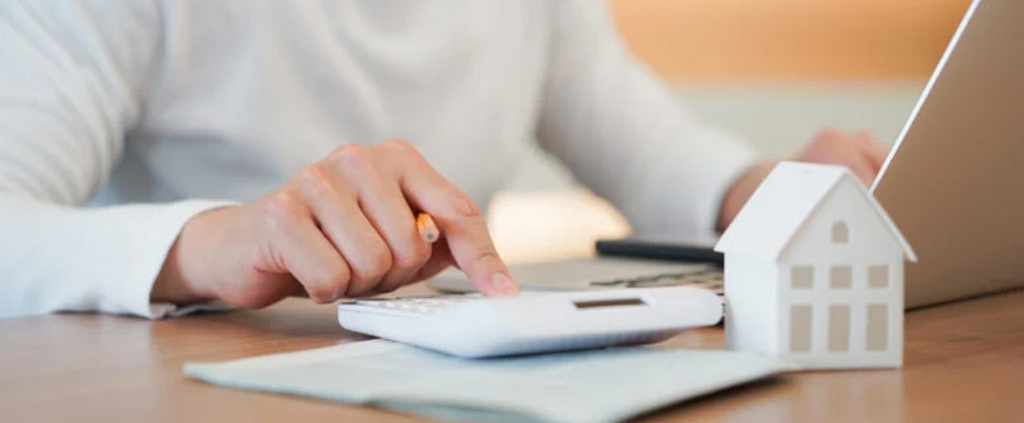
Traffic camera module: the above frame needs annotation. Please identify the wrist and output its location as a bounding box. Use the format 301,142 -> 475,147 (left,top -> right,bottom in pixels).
151,207 -> 229,304
716,160 -> 778,233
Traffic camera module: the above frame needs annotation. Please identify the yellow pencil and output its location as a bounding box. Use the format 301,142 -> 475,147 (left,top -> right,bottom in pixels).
416,212 -> 440,243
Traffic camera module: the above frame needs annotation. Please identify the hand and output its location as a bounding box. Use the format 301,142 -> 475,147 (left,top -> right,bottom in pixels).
717,128 -> 889,232
152,140 -> 518,308
791,127 -> 888,184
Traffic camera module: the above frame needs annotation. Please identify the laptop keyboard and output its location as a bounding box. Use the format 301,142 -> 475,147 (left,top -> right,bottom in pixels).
588,269 -> 724,294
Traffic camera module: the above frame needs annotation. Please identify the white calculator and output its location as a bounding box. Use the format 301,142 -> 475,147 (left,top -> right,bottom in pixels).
337,287 -> 722,358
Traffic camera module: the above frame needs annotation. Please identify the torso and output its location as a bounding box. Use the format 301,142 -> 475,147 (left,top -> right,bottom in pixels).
100,1 -> 551,207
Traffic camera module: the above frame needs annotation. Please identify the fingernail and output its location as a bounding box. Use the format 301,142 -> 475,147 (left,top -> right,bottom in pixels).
332,286 -> 348,302
491,273 -> 519,296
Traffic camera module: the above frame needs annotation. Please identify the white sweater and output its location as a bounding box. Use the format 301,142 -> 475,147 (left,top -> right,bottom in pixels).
0,0 -> 755,319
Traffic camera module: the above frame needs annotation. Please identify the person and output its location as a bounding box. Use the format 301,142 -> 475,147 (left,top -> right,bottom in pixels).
0,1 -> 887,319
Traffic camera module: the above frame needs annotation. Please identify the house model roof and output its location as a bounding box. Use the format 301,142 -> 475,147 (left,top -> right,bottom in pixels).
714,162 -> 917,262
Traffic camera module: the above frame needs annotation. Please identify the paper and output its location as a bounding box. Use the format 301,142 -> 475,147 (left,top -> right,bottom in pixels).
184,340 -> 792,423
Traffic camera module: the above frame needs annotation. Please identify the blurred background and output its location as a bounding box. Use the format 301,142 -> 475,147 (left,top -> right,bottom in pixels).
488,0 -> 973,264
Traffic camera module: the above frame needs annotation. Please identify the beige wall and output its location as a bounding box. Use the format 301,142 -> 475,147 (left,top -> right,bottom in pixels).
610,0 -> 972,81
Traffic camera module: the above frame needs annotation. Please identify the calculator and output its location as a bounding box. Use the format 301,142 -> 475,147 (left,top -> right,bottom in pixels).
337,287 -> 722,358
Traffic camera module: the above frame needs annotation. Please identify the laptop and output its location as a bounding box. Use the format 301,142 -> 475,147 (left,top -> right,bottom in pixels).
872,0 -> 1024,308
434,0 -> 1024,309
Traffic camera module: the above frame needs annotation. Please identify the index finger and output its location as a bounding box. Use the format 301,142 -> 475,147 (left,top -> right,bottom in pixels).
395,157 -> 518,296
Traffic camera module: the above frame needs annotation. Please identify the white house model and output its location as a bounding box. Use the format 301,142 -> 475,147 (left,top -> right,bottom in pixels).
714,162 -> 916,369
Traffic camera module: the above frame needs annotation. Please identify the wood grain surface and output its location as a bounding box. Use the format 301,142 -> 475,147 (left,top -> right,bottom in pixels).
3,285 -> 1023,422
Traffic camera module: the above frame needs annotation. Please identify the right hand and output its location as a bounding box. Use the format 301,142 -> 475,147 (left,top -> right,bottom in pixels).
152,140 -> 518,308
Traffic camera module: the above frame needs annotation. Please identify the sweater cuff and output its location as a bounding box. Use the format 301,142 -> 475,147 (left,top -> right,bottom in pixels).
116,200 -> 238,319
691,142 -> 759,245
643,130 -> 758,245
147,301 -> 237,319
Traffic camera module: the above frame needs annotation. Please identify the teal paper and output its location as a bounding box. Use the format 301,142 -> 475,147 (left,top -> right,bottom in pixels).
184,340 -> 792,423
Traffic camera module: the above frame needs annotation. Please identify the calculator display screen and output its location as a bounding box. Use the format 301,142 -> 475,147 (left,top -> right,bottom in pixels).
572,298 -> 646,309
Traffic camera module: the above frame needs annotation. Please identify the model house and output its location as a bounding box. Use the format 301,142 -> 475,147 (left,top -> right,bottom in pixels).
715,162 -> 916,369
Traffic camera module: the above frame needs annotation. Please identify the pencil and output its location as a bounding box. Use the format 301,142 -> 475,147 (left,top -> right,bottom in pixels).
416,212 -> 440,243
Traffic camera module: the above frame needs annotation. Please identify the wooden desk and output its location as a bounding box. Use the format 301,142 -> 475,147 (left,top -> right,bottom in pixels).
3,287 -> 1023,422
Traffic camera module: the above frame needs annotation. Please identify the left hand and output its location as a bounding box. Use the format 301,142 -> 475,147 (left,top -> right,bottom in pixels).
717,128 -> 889,232
791,127 -> 888,184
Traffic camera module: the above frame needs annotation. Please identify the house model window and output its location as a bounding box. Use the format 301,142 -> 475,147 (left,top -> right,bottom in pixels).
832,221 -> 849,243
868,265 -> 889,288
830,266 -> 852,289
791,266 -> 814,289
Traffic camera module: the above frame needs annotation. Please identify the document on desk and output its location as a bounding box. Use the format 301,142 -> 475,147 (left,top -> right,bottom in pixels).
184,340 -> 793,423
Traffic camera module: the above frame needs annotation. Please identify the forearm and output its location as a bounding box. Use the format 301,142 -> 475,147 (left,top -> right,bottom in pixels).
0,195 -> 232,319
536,1 -> 759,243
